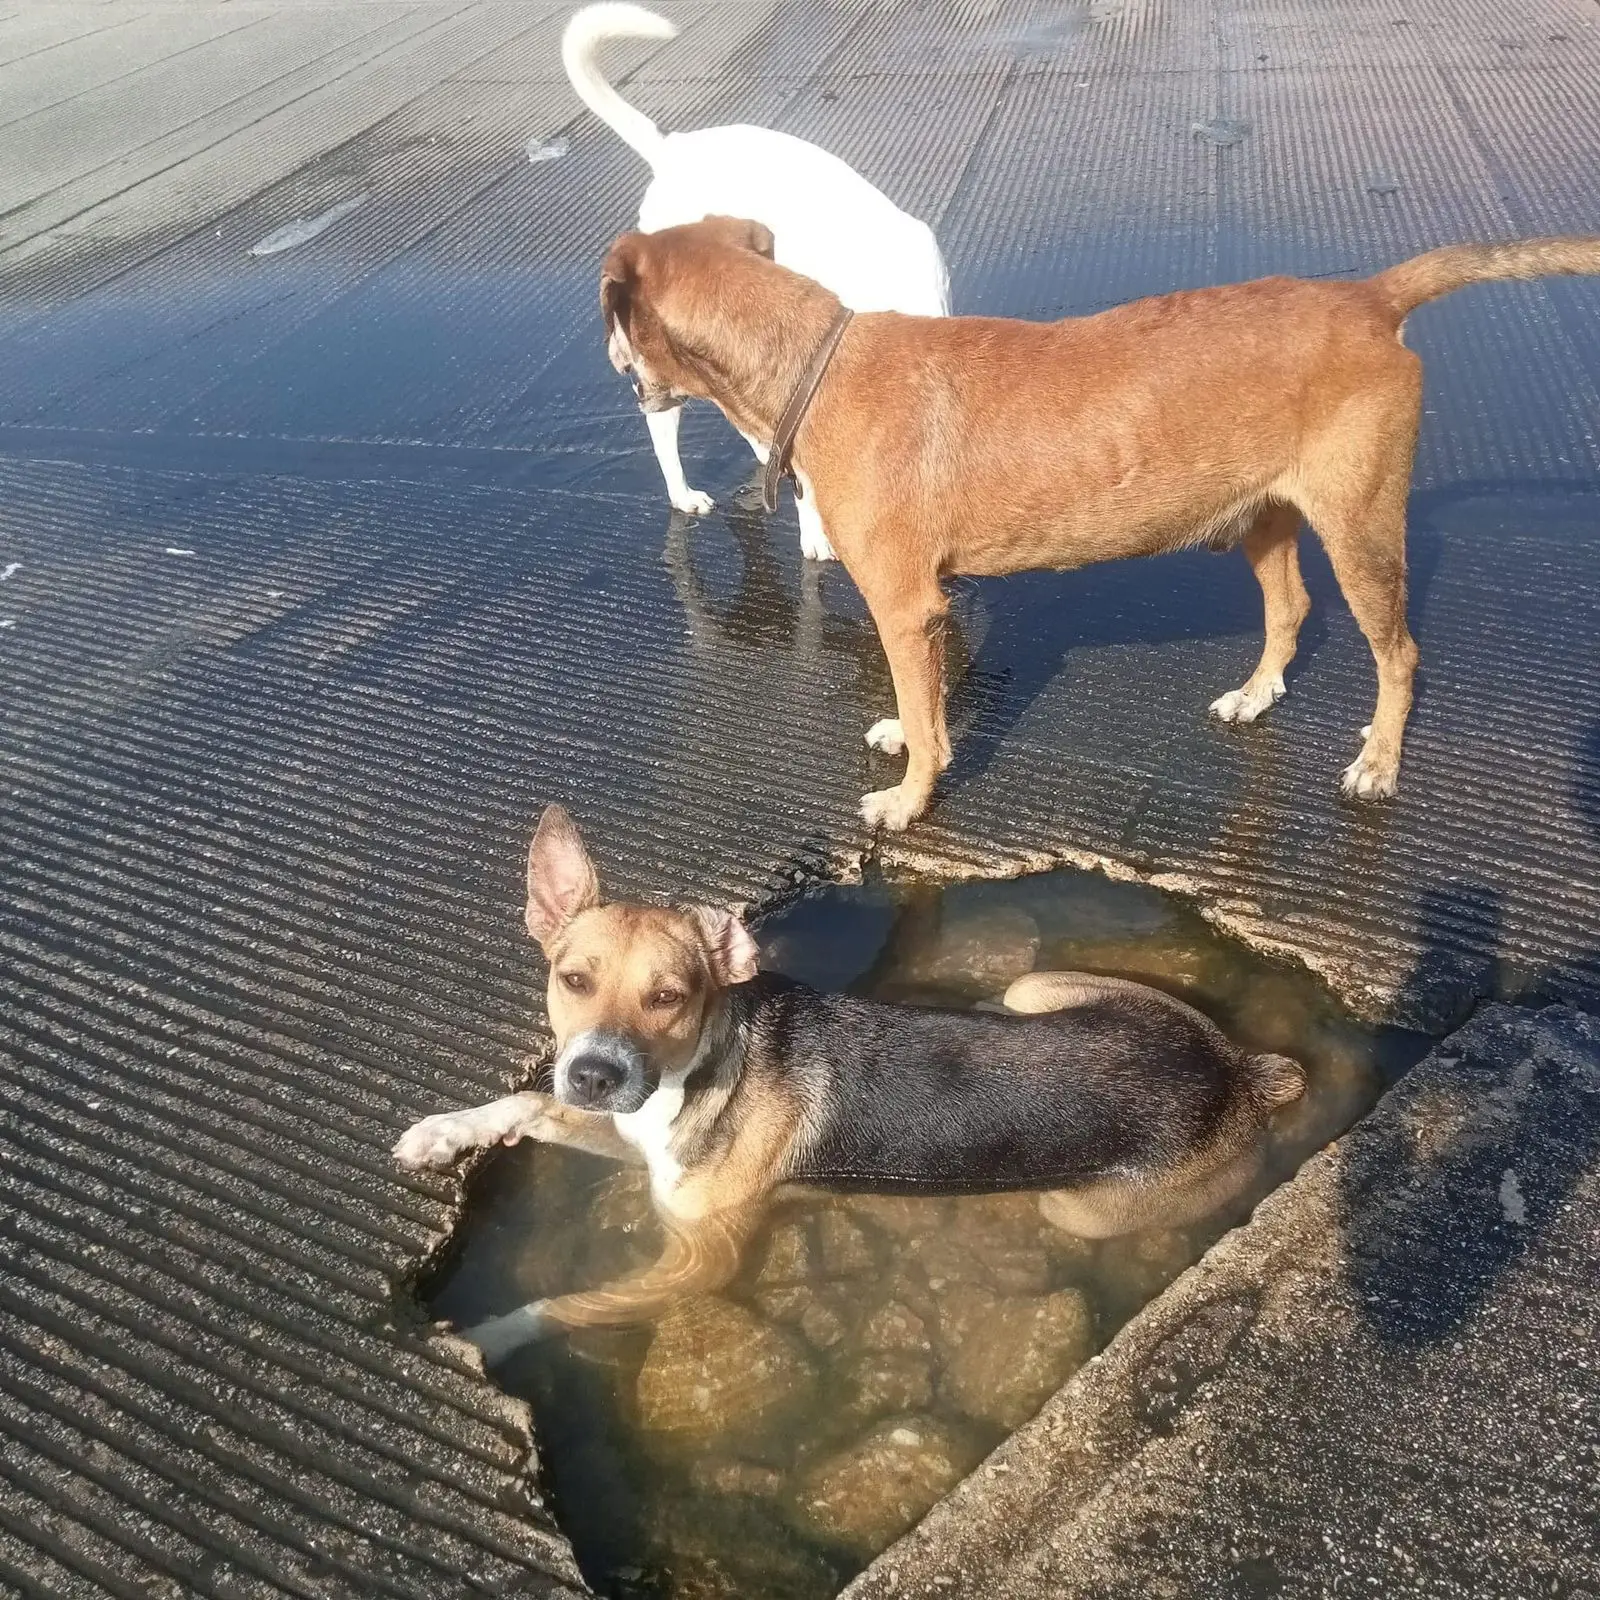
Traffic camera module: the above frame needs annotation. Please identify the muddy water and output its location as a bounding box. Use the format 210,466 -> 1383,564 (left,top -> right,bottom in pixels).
428,870 -> 1429,1599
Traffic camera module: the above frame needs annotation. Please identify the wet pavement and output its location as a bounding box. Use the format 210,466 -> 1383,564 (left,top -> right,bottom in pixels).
3,0 -> 1600,1593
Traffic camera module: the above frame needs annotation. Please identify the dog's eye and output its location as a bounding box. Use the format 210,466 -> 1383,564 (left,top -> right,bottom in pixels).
648,988 -> 683,1009
559,971 -> 591,994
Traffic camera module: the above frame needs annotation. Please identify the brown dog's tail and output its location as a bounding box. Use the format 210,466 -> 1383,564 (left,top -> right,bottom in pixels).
1245,1050 -> 1306,1112
1372,237 -> 1600,319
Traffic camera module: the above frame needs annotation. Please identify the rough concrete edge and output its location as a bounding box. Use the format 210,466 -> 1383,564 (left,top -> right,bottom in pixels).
841,1000 -> 1599,1598
877,834 -> 1412,1023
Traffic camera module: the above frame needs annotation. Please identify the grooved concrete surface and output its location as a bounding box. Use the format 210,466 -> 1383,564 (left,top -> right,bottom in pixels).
845,1004 -> 1600,1600
1,0 -> 1598,1594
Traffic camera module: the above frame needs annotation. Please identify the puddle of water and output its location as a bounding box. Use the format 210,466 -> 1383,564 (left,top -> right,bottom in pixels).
428,869 -> 1429,1599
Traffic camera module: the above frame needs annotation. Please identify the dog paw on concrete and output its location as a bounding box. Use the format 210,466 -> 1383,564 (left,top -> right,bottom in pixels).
1340,730 -> 1399,799
865,718 -> 905,755
1208,673 -> 1286,723
393,1112 -> 481,1170
859,783 -> 922,831
671,488 -> 715,516
799,523 -> 837,561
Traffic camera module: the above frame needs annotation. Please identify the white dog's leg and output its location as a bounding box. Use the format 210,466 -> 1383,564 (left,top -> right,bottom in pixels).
735,427 -> 771,466
646,406 -> 714,516
795,476 -> 837,562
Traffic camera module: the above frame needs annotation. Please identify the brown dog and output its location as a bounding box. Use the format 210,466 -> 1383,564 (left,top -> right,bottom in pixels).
598,218 -> 1600,830
394,805 -> 1302,1360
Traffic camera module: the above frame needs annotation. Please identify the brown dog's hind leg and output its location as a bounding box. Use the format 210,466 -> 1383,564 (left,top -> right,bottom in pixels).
1304,473 -> 1419,799
857,572 -> 952,832
1209,501 -> 1311,724
1295,362 -> 1423,799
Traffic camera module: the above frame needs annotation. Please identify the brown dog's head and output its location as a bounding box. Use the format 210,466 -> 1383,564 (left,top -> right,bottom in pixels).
599,216 -> 776,413
523,804 -> 759,1113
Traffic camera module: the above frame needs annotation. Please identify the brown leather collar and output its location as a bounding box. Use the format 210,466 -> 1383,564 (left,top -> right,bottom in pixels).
760,305 -> 855,514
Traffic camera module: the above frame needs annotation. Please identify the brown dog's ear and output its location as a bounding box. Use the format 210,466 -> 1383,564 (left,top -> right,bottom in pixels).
600,233 -> 642,320
689,905 -> 761,987
526,805 -> 600,945
697,216 -> 776,259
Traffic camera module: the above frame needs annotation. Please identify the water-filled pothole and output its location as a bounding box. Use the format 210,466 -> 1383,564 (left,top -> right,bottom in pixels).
428,868 -> 1429,1599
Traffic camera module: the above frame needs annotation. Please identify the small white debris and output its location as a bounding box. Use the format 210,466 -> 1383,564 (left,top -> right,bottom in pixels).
0,562 -> 18,580
889,1427 -> 921,1447
249,193 -> 368,257
165,547 -> 196,556
1498,1168 -> 1527,1225
526,134 -> 569,164
0,619 -> 14,629
1365,173 -> 1401,196
266,589 -> 284,599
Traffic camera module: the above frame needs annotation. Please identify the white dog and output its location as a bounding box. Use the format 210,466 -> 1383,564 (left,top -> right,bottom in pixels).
562,3 -> 951,559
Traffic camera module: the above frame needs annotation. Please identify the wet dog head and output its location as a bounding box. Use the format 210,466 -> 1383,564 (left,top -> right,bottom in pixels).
523,804 -> 760,1114
599,216 -> 776,413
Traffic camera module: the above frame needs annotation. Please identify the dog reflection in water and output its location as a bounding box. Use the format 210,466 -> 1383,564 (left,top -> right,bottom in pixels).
394,806 -> 1303,1362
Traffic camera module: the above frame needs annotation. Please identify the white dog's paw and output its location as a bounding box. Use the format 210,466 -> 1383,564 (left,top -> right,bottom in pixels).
865,718 -> 905,755
393,1111 -> 482,1170
859,783 -> 924,832
671,489 -> 715,517
1209,673 -> 1286,724
1340,745 -> 1399,800
799,526 -> 837,562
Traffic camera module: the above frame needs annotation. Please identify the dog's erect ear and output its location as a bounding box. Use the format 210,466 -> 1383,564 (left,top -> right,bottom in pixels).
697,216 -> 776,259
526,805 -> 600,946
689,905 -> 761,987
600,234 -> 641,346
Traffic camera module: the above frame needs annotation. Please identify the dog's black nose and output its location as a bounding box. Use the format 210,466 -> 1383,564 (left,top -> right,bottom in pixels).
566,1053 -> 625,1107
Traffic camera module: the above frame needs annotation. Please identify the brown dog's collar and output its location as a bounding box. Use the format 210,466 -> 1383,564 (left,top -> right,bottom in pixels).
760,305 -> 855,514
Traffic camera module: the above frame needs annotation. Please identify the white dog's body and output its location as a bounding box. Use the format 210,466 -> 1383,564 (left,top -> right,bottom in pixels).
562,3 -> 951,555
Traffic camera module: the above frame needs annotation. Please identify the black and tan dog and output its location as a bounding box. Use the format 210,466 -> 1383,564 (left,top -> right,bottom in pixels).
394,806 -> 1304,1361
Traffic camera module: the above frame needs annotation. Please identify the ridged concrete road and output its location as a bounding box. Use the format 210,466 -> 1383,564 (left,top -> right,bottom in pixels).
2,0 -> 1598,1593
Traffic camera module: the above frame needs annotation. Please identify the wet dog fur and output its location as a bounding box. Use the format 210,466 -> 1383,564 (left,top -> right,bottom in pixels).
597,219 -> 1600,829
393,805 -> 1303,1361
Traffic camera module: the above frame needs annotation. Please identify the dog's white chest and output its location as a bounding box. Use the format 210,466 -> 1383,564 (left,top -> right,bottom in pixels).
613,1080 -> 686,1201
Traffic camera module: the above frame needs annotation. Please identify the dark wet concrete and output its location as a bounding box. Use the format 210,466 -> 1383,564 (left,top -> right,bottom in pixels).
3,0 -> 1599,1593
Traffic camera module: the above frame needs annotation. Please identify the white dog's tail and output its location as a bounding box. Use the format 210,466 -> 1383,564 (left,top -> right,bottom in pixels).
561,3 -> 677,168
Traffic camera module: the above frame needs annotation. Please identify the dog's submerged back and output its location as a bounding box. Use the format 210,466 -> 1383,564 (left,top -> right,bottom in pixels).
742,972 -> 1302,1197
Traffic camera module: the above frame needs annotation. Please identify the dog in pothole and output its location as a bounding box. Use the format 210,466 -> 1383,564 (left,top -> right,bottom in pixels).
394,805 -> 1304,1362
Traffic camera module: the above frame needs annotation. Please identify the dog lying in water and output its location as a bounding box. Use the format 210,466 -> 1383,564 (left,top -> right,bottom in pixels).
394,805 -> 1304,1362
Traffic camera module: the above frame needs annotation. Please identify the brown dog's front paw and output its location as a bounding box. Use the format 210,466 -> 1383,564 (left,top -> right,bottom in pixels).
864,718 -> 905,755
1339,741 -> 1399,800
1209,673 -> 1286,724
859,783 -> 925,831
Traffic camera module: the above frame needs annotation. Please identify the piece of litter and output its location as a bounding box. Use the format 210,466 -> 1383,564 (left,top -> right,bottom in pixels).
1365,173 -> 1401,196
165,547 -> 196,556
1193,116 -> 1252,147
526,134 -> 569,164
0,619 -> 15,629
266,589 -> 284,599
249,193 -> 368,257
0,562 -> 18,580
1498,1168 -> 1527,1225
